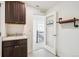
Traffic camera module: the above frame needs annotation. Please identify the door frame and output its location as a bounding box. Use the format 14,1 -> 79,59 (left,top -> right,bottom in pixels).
44,11 -> 58,55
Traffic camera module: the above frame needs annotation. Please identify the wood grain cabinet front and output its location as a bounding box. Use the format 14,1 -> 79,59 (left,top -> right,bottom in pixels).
2,39 -> 27,57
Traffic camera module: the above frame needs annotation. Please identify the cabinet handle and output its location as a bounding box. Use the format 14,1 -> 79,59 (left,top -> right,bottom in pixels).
14,46 -> 19,48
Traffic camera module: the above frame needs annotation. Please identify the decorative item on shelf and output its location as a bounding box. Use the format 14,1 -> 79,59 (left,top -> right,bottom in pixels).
47,19 -> 54,25
58,17 -> 79,28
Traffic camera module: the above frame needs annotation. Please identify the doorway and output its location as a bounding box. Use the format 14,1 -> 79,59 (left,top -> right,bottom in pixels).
32,12 -> 57,56
33,15 -> 45,51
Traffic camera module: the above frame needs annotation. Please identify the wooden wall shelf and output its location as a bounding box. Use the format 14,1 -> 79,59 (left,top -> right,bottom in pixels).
57,18 -> 79,24
57,17 -> 79,27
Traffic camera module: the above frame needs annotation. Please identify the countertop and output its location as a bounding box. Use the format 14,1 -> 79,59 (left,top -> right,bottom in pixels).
2,35 -> 28,41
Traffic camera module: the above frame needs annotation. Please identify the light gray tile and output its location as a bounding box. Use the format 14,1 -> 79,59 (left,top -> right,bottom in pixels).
28,48 -> 56,57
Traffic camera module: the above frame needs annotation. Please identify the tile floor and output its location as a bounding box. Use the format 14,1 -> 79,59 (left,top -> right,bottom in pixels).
28,48 -> 56,57
33,42 -> 44,51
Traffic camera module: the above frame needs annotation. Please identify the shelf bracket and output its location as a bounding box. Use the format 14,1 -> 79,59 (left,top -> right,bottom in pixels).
74,18 -> 78,28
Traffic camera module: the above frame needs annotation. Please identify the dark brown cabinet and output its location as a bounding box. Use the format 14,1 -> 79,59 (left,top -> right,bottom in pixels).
13,45 -> 27,57
2,46 -> 14,57
2,39 -> 27,57
5,1 -> 26,24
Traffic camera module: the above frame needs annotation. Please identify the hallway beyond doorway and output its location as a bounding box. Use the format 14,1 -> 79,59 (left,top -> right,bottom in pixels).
33,15 -> 45,51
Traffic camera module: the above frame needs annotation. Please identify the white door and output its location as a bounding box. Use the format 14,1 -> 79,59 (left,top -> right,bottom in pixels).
45,12 -> 57,55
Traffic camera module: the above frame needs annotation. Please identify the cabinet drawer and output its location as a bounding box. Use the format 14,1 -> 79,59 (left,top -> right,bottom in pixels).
14,39 -> 27,45
19,39 -> 27,45
2,41 -> 15,47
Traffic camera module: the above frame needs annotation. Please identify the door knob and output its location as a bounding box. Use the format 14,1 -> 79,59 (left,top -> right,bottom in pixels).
14,46 -> 19,48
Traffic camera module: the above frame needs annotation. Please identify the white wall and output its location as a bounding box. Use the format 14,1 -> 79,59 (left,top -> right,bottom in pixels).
1,1 -> 6,37
23,4 -> 44,54
6,24 -> 25,36
46,1 -> 79,57
0,1 -> 6,57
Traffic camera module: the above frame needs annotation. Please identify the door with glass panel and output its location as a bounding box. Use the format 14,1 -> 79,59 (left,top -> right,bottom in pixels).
45,12 -> 57,55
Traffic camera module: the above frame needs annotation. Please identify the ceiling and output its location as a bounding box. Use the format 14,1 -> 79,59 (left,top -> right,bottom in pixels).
27,1 -> 59,13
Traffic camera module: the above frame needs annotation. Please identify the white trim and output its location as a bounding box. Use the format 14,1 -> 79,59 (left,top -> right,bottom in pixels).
43,15 -> 47,46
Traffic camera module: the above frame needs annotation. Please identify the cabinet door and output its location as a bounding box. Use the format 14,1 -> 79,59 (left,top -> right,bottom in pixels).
2,46 -> 14,57
13,2 -> 19,23
20,45 -> 27,57
5,1 -> 16,23
18,2 -> 26,24
5,1 -> 11,23
13,45 -> 27,57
